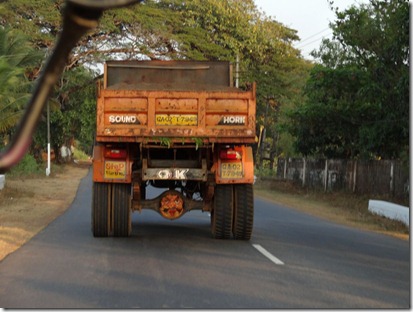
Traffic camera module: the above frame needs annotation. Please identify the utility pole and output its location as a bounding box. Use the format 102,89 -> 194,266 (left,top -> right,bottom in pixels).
259,99 -> 270,164
235,54 -> 239,88
46,101 -> 51,176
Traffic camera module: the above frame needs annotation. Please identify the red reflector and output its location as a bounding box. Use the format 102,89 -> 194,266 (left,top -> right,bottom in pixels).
105,149 -> 127,159
219,150 -> 242,160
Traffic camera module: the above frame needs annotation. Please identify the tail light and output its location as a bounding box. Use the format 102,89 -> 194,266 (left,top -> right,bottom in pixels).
105,147 -> 127,159
219,149 -> 242,160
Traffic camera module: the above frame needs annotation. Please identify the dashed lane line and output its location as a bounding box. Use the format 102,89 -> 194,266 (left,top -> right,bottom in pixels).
252,244 -> 285,265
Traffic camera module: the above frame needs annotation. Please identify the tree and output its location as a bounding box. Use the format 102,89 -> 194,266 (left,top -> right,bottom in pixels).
287,64 -> 369,158
1,0 -> 307,81
287,0 -> 409,160
252,55 -> 312,162
0,27 -> 43,146
33,66 -> 97,160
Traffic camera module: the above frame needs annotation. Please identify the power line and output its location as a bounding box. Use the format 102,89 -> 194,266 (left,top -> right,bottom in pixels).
293,1 -> 368,57
296,31 -> 333,49
299,27 -> 331,44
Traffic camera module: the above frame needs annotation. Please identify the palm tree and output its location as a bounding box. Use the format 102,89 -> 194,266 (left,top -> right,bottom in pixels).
0,27 -> 43,145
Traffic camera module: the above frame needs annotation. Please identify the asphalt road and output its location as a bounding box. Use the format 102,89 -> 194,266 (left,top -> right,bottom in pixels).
0,170 -> 410,308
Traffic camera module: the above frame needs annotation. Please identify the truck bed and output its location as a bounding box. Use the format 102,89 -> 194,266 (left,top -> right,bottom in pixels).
96,60 -> 256,144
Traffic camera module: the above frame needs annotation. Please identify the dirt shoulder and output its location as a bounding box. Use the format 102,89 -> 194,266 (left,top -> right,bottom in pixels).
0,164 -> 89,262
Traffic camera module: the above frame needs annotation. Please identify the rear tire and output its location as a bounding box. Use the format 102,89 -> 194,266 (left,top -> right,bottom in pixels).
211,184 -> 233,239
113,183 -> 132,237
233,184 -> 254,240
92,182 -> 111,237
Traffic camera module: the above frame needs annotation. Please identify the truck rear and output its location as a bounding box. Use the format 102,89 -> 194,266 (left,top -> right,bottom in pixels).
92,60 -> 256,239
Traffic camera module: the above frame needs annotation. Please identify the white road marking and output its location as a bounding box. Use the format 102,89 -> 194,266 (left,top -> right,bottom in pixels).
252,244 -> 285,265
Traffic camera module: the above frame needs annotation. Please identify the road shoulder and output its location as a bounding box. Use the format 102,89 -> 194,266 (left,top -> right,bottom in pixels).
0,165 -> 89,262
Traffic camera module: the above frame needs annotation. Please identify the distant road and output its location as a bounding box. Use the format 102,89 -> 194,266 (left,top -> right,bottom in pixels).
0,170 -> 409,308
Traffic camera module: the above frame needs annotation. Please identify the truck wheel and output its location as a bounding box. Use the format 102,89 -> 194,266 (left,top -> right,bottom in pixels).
113,183 -> 132,237
92,182 -> 111,237
233,184 -> 254,240
211,184 -> 233,239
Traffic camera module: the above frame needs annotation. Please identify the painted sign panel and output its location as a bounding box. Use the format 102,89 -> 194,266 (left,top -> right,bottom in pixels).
104,161 -> 126,179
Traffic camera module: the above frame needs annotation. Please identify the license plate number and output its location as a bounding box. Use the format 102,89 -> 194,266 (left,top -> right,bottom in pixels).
220,162 -> 243,178
156,114 -> 198,126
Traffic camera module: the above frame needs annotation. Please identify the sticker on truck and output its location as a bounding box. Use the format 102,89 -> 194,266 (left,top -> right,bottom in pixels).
220,162 -> 243,178
156,114 -> 198,126
104,161 -> 126,179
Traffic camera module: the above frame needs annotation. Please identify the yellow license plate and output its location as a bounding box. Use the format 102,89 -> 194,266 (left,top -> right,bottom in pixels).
156,114 -> 198,126
220,162 -> 243,178
104,161 -> 126,179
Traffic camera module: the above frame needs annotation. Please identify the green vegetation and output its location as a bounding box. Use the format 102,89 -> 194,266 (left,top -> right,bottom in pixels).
254,160 -> 277,177
285,0 -> 409,160
191,137 -> 203,150
72,146 -> 90,161
8,153 -> 42,177
0,27 -> 43,146
158,137 -> 172,149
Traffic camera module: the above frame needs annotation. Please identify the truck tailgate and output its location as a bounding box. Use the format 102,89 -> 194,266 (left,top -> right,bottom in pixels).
96,86 -> 256,144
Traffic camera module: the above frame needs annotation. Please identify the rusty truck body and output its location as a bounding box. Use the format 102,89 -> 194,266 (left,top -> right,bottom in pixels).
92,60 -> 256,240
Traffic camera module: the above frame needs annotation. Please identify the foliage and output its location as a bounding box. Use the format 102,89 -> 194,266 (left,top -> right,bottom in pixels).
72,146 -> 90,160
32,66 -> 97,159
0,27 -> 43,145
55,67 -> 97,153
8,153 -> 42,176
286,0 -> 409,160
1,0 -> 301,69
158,137 -> 172,148
192,138 -> 203,150
288,65 -> 369,158
254,160 -> 277,177
253,57 -> 312,160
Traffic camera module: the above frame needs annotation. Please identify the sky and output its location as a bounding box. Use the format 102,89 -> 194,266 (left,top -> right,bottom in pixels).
254,0 -> 369,59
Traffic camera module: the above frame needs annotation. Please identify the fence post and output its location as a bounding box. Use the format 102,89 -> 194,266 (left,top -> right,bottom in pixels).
324,159 -> 328,192
302,158 -> 306,187
353,160 -> 357,193
390,160 -> 394,196
283,158 -> 287,179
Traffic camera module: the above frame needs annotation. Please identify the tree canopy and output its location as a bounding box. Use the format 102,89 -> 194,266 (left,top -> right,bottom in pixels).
0,27 -> 43,145
286,0 -> 409,160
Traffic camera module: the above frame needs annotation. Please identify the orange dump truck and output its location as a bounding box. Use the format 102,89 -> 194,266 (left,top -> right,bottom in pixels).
92,60 -> 256,240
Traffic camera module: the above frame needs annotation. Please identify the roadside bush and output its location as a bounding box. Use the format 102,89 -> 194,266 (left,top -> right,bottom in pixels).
72,146 -> 90,161
255,160 -> 277,177
8,153 -> 42,176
